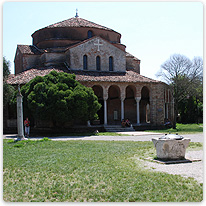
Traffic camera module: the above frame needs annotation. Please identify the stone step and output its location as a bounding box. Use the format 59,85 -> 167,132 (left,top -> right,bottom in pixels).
104,125 -> 135,132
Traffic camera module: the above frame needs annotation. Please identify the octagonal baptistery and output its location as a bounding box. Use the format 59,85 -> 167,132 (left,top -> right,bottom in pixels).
32,17 -> 124,51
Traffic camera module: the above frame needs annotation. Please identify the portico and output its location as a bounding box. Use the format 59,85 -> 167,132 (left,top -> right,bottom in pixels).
83,81 -> 155,126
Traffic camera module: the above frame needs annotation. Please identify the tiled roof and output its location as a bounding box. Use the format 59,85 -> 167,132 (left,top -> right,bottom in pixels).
7,68 -> 160,85
65,36 -> 124,52
70,70 -> 159,83
7,68 -> 68,85
126,52 -> 140,61
45,17 -> 115,32
17,45 -> 43,55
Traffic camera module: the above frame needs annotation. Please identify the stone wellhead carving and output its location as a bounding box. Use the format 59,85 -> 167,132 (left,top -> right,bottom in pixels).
152,134 -> 190,160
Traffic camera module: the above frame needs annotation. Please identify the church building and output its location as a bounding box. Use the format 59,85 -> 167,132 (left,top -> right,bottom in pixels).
7,12 -> 174,130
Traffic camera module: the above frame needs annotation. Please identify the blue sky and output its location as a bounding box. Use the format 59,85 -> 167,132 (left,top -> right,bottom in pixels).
2,1 -> 203,80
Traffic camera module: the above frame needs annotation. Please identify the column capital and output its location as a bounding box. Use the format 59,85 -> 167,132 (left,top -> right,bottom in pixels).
103,86 -> 108,101
120,91 -> 125,101
120,96 -> 125,101
103,96 -> 108,101
135,97 -> 141,102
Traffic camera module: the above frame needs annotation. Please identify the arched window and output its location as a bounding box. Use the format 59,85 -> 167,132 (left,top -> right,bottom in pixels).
109,56 -> 113,71
88,30 -> 93,38
83,55 -> 88,70
96,56 -> 101,71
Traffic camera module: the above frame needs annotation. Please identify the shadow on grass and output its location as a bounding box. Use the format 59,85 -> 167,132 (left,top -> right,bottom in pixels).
145,123 -> 203,134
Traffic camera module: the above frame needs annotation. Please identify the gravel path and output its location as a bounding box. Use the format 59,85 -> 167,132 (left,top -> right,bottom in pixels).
141,150 -> 203,184
4,132 -> 203,142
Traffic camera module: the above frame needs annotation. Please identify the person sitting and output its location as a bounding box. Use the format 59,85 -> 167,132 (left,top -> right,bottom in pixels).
164,119 -> 172,128
121,119 -> 126,127
125,118 -> 131,127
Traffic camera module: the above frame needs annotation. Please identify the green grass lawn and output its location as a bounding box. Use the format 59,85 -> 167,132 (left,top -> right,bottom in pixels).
145,123 -> 203,134
3,139 -> 203,202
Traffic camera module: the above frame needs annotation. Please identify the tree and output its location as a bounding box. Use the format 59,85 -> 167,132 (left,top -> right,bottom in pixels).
3,57 -> 15,108
179,96 -> 198,123
19,71 -> 101,127
156,54 -> 203,128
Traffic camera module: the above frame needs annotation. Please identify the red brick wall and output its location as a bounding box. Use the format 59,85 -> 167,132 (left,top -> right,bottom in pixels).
32,27 -> 121,49
14,48 -> 23,74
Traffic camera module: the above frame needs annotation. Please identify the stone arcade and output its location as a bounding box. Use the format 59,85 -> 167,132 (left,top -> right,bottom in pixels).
6,13 -> 174,129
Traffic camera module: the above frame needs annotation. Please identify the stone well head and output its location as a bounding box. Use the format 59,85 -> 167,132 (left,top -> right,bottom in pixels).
152,134 -> 190,160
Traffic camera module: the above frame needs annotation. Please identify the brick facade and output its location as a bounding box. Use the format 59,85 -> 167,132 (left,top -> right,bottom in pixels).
68,37 -> 125,72
6,15 -> 174,129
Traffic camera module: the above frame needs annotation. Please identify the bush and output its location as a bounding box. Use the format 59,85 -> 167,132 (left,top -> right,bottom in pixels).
17,71 -> 101,127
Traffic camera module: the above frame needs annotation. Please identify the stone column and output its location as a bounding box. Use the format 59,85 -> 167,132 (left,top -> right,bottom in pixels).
103,86 -> 109,126
120,86 -> 125,121
120,98 -> 125,121
16,85 -> 25,141
103,97 -> 108,125
135,97 -> 141,125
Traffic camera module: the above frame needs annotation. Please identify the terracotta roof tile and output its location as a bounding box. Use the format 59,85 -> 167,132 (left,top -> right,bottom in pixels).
7,68 -> 160,85
45,17 -> 115,32
71,70 -> 159,83
65,36 -> 124,52
126,52 -> 140,61
7,68 -> 67,85
17,45 -> 43,55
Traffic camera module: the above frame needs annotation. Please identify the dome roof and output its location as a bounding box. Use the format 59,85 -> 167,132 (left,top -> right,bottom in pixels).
43,17 -> 118,33
31,16 -> 121,50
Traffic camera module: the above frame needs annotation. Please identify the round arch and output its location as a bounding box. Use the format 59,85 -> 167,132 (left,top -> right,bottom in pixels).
125,85 -> 136,124
92,85 -> 103,100
140,86 -> 150,123
108,85 -> 121,125
108,85 -> 120,99
126,85 -> 136,99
